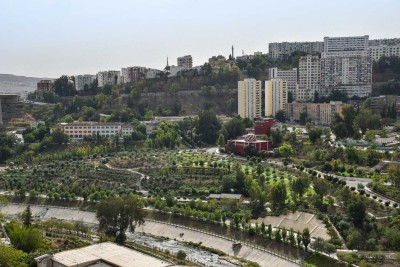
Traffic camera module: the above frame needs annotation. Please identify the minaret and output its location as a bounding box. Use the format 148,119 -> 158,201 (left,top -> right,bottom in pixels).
167,56 -> 169,67
231,45 -> 234,58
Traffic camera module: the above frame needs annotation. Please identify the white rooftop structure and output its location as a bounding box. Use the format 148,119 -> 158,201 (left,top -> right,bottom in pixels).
36,242 -> 173,267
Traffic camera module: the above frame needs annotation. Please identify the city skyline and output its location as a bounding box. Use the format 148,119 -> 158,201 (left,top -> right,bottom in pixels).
1,0 -> 400,78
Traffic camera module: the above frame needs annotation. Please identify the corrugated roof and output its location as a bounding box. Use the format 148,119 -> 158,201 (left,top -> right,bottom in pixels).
50,242 -> 172,267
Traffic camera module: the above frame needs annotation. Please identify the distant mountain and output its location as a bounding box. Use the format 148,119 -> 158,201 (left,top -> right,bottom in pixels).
0,74 -> 53,93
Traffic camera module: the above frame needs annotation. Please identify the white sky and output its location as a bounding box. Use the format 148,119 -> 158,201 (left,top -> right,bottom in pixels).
0,0 -> 399,78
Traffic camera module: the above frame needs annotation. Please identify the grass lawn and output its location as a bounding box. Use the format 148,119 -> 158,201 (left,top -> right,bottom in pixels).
303,253 -> 346,267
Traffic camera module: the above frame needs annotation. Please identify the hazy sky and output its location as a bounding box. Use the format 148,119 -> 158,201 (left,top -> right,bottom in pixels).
1,0 -> 399,78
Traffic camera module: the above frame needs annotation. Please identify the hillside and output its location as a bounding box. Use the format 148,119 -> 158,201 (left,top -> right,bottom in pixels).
0,74 -> 51,93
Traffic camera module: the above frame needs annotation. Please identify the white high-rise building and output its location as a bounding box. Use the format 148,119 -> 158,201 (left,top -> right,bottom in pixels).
321,36 -> 372,98
121,67 -> 147,84
74,75 -> 96,91
97,71 -> 121,87
269,67 -> 298,99
238,78 -> 262,119
177,55 -> 193,68
265,79 -> 288,117
297,55 -> 321,101
323,35 -> 369,52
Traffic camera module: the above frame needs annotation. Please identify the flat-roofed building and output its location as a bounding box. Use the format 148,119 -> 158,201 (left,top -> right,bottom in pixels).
238,78 -> 262,119
177,55 -> 193,68
121,66 -> 147,83
97,71 -> 121,87
265,79 -> 288,117
297,55 -> 320,101
74,75 -> 96,91
36,80 -> 54,100
286,101 -> 344,125
53,122 -> 134,140
269,67 -> 298,100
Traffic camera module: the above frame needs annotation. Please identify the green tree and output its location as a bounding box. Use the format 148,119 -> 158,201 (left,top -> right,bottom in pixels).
195,110 -> 221,144
177,250 -> 187,262
22,206 -> 32,228
313,178 -> 330,201
301,228 -> 311,251
348,197 -> 366,228
271,128 -> 283,147
270,181 -> 287,209
299,111 -> 308,125
217,133 -> 225,147
0,245 -> 27,267
51,128 -> 69,145
308,128 -> 323,144
275,110 -> 286,122
291,177 -> 310,202
96,194 -> 146,244
278,142 -> 294,159
7,223 -> 42,253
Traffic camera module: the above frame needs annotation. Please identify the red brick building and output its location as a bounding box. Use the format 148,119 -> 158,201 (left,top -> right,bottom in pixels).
254,118 -> 276,135
225,134 -> 273,155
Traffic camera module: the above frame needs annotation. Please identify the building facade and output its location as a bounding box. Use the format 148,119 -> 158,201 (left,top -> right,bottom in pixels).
368,95 -> 400,115
369,45 -> 400,61
121,67 -> 147,83
225,134 -> 273,155
238,79 -> 262,119
286,101 -> 344,125
269,67 -> 298,99
36,80 -> 54,99
297,55 -> 321,101
265,79 -> 288,117
55,122 -> 134,140
323,35 -> 369,52
74,75 -> 96,91
177,55 -> 193,68
97,71 -> 121,87
268,41 -> 323,59
320,36 -> 372,98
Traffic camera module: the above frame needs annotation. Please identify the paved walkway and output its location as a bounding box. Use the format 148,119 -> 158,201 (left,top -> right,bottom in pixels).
0,203 -> 300,267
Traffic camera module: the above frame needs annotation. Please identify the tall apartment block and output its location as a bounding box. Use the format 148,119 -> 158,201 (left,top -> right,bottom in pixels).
268,41 -> 323,59
268,67 -> 298,99
297,55 -> 321,101
265,79 -> 288,117
97,71 -> 121,87
121,67 -> 147,84
74,75 -> 96,91
238,79 -> 262,119
320,36 -> 372,98
177,55 -> 193,68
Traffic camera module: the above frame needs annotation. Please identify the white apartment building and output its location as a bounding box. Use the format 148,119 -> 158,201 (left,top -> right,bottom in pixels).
177,55 -> 193,68
268,41 -> 323,59
74,75 -> 96,91
297,55 -> 321,102
269,67 -> 298,99
121,67 -> 147,84
55,122 -> 135,140
97,71 -> 121,87
265,79 -> 288,117
320,36 -> 372,98
323,35 -> 369,52
238,78 -> 262,119
369,45 -> 400,61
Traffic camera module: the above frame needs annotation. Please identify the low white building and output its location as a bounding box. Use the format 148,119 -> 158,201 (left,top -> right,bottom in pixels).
54,122 -> 135,140
143,120 -> 160,135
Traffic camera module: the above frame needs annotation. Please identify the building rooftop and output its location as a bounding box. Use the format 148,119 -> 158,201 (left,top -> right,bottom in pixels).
208,193 -> 243,200
37,242 -> 173,267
